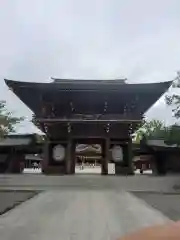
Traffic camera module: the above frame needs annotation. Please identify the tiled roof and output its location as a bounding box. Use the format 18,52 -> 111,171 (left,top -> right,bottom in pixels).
0,136 -> 32,146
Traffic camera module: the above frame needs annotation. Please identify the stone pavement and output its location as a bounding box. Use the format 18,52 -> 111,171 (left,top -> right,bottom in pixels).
0,173 -> 179,239
0,189 -> 170,240
0,173 -> 179,192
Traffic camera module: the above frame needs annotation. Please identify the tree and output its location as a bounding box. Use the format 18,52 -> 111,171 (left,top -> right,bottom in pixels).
34,133 -> 46,143
165,71 -> 180,118
134,119 -> 164,143
163,124 -> 180,146
135,120 -> 180,146
32,114 -> 39,128
0,100 -> 24,138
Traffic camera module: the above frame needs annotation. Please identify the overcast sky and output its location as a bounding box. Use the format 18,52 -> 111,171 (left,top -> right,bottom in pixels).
1,0 -> 180,133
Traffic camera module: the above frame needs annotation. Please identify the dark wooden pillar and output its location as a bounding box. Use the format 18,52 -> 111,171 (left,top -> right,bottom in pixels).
7,153 -> 24,173
151,155 -> 158,175
127,139 -> 134,175
65,139 -> 74,174
42,141 -> 49,173
70,142 -> 76,174
155,152 -> 167,175
101,138 -> 109,175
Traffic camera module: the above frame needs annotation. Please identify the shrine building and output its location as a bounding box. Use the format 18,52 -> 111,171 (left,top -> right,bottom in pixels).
4,78 -> 171,175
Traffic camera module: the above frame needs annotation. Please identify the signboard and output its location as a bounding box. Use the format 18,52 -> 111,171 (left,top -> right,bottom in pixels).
108,163 -> 115,174
53,144 -> 65,161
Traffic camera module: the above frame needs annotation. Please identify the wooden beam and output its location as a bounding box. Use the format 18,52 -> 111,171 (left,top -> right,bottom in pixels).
37,118 -> 141,124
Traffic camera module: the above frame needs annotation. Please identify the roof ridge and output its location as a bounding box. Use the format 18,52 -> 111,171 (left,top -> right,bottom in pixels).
51,78 -> 127,84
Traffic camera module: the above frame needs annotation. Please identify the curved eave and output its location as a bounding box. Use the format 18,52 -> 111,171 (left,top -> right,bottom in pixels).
4,79 -> 172,114
4,79 -> 48,113
4,79 -> 48,89
4,79 -> 172,91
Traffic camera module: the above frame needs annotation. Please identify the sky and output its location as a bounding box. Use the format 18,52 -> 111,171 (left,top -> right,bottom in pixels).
1,0 -> 180,133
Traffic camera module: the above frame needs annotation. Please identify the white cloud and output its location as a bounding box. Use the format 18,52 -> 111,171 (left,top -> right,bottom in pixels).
0,0 -> 180,132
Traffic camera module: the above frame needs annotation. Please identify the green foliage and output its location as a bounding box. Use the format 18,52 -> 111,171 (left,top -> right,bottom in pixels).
34,133 -> 45,143
31,114 -> 41,130
145,124 -> 180,146
135,119 -> 180,146
0,100 -> 24,138
163,125 -> 180,145
32,114 -> 39,128
165,71 -> 180,118
142,119 -> 164,137
134,129 -> 145,143
134,119 -> 164,143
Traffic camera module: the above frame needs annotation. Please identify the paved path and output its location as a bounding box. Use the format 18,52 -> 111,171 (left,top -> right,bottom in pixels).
0,190 -> 170,240
0,174 -> 179,192
0,174 -> 178,239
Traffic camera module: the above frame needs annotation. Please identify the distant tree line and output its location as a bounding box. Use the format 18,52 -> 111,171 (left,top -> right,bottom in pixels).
0,100 -> 45,143
134,119 -> 180,146
0,100 -> 24,138
165,71 -> 180,118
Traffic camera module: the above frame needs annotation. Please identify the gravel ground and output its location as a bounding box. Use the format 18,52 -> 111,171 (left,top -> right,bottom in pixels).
132,192 -> 180,221
0,190 -> 39,215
